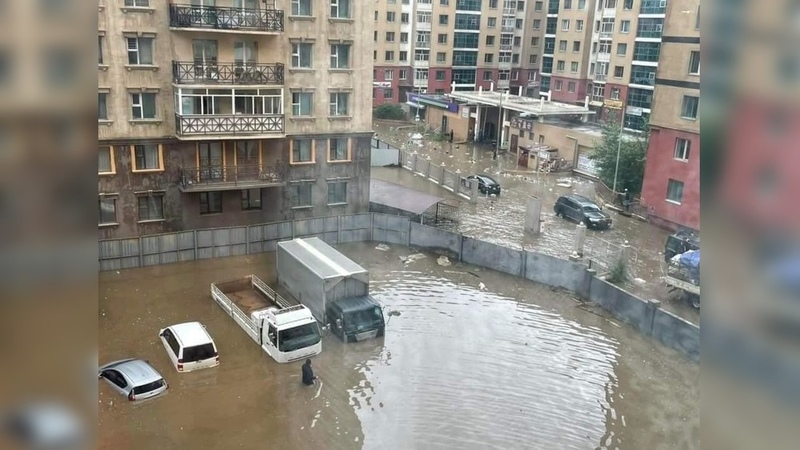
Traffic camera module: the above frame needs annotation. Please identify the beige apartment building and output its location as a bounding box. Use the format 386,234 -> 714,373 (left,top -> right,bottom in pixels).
98,0 -> 373,239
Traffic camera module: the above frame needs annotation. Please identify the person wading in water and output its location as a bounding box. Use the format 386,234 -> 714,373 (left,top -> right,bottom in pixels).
302,359 -> 318,386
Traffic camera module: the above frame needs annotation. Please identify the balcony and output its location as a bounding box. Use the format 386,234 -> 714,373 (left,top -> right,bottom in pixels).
594,73 -> 607,82
172,61 -> 284,85
175,114 -> 284,139
501,25 -> 515,33
415,41 -> 431,49
599,32 -> 613,39
169,4 -> 284,33
178,164 -> 285,192
597,52 -> 611,63
500,44 -> 513,51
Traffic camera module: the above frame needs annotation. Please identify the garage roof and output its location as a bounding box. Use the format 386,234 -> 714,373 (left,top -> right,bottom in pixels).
278,237 -> 368,282
370,179 -> 445,215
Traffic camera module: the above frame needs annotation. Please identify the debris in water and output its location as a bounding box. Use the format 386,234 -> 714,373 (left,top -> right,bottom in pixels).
399,253 -> 426,265
478,282 -> 487,291
633,278 -> 646,285
375,243 -> 390,252
387,310 -> 401,317
437,255 -> 452,266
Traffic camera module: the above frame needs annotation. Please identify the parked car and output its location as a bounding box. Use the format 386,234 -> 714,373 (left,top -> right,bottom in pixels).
554,194 -> 612,229
159,321 -> 219,373
2,402 -> 86,450
464,174 -> 501,195
98,359 -> 168,402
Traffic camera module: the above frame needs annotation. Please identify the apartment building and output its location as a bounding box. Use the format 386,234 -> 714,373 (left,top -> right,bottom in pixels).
640,0 -> 700,231
98,0 -> 373,239
372,0 -> 540,106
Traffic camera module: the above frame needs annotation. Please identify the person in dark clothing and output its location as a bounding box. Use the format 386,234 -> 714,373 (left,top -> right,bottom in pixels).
449,130 -> 454,142
301,359 -> 317,386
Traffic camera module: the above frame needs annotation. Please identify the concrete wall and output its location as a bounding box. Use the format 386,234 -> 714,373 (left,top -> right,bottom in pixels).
98,213 -> 699,362
371,138 -> 401,167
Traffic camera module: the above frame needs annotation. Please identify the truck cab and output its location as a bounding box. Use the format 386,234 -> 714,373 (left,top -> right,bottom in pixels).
252,306 -> 321,363
326,296 -> 385,343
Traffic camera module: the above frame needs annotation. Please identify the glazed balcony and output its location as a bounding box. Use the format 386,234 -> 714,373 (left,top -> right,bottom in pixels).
172,61 -> 284,85
175,114 -> 284,139
178,164 -> 285,192
169,4 -> 284,34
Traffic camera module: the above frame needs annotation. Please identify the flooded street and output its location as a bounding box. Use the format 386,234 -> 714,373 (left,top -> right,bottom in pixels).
99,243 -> 699,449
372,123 -> 698,324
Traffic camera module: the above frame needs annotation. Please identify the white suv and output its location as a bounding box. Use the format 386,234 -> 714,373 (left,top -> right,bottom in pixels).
158,322 -> 219,373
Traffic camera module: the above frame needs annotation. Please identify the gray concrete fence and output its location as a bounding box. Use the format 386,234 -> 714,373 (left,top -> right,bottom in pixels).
99,213 -> 699,362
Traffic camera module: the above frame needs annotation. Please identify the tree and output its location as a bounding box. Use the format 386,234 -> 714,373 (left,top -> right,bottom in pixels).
588,110 -> 649,195
373,104 -> 407,120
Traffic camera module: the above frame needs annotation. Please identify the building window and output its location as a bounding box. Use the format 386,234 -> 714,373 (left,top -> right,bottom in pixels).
568,81 -> 576,92
98,36 -> 105,64
486,36 -> 495,46
534,1 -> 543,11
674,138 -> 690,161
383,88 -> 393,98
617,43 -> 627,56
570,62 -> 579,72
533,19 -> 541,29
291,184 -> 312,208
578,0 -> 586,8
554,80 -> 563,91
241,189 -> 262,210
401,13 -> 410,23
436,70 -> 446,81
98,93 -> 108,120
291,139 -> 314,163
400,33 -> 409,43
384,69 -> 394,80
439,14 -> 448,25
489,0 -> 498,8
564,0 -> 572,8
291,0 -> 312,16
573,41 -> 581,52
666,179 -> 684,204
399,69 -> 407,80
613,66 -> 624,78
199,192 -> 222,215
515,19 -> 523,29
415,69 -> 428,81
438,34 -> 448,44
623,0 -> 633,9
483,71 -> 493,81
681,96 -> 699,119
512,54 -> 520,64
559,40 -> 567,52
99,146 -> 115,175
514,37 -> 522,47
138,194 -> 164,222
126,37 -> 153,65
385,51 -> 395,62
385,32 -> 395,42
556,60 -> 565,72
99,197 -> 117,225
330,44 -> 350,69
292,43 -> 312,68
688,51 -> 700,75
437,52 -> 447,63
529,54 -> 538,64
131,144 -> 163,172
327,182 -> 347,205
620,20 -> 630,33
291,92 -> 313,116
487,17 -> 496,28
441,0 -> 449,5
330,0 -> 350,19
531,37 -> 539,46
125,0 -> 150,6
610,87 -> 620,99
399,51 -> 408,62
329,92 -> 349,116
561,20 -> 570,31
328,138 -> 350,161
387,11 -> 396,22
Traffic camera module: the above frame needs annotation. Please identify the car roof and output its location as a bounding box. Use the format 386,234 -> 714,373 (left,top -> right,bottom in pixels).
475,174 -> 498,183
102,359 -> 162,385
168,321 -> 214,347
562,194 -> 596,206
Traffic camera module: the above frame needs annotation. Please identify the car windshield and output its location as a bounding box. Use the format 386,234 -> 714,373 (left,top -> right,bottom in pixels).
583,205 -> 601,213
480,177 -> 496,185
132,379 -> 165,395
183,343 -> 215,362
344,307 -> 384,333
278,323 -> 321,353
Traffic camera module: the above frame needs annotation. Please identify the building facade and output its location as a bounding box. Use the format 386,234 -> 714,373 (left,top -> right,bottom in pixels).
98,0 -> 373,239
640,0 -> 700,231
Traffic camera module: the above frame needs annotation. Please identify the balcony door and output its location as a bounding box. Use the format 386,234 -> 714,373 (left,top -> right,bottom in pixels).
198,142 -> 223,182
234,41 -> 258,79
235,140 -> 260,180
192,40 -> 218,81
190,0 -> 216,27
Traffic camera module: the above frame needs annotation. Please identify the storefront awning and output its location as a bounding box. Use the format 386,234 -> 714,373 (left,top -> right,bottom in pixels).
406,101 -> 426,109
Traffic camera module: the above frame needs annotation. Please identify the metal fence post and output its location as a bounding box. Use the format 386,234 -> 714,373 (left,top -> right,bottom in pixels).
246,225 -> 251,254
193,230 -> 198,261
337,215 -> 342,244
138,236 -> 143,268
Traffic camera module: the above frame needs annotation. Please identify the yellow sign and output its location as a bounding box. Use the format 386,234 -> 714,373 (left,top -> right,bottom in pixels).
604,99 -> 624,109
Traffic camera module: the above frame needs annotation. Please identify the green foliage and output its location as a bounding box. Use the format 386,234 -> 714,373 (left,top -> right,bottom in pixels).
373,104 -> 407,120
607,257 -> 630,285
588,111 -> 649,194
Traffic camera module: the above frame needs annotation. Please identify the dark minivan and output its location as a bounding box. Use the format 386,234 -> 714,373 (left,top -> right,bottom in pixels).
554,194 -> 612,229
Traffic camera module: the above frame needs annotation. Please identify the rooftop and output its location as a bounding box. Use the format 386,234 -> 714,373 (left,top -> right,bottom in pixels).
278,237 -> 368,282
446,90 -> 596,117
370,179 -> 445,215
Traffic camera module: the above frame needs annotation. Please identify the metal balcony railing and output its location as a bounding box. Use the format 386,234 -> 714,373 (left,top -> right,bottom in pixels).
175,114 -> 284,137
169,4 -> 284,32
178,164 -> 285,190
172,61 -> 284,85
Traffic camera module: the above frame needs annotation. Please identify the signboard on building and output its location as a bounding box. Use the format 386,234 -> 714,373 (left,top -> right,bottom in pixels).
576,147 -> 600,177
511,117 -> 535,131
626,106 -> 643,116
604,99 -> 623,109
461,106 -> 470,118
373,81 -> 392,88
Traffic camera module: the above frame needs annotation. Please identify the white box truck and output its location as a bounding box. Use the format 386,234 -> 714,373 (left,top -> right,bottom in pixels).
210,274 -> 321,363
277,238 -> 385,343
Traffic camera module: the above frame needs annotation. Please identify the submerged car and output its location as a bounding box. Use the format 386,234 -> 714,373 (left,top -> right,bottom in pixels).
159,321 -> 219,373
98,358 -> 168,402
554,194 -> 612,229
464,174 -> 501,195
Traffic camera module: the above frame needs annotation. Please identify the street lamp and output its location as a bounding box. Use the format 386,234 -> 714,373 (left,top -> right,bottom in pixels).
494,84 -> 505,160
611,107 -> 626,193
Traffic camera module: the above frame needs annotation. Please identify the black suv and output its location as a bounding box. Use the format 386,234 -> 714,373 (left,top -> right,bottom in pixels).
464,175 -> 501,196
554,194 -> 612,229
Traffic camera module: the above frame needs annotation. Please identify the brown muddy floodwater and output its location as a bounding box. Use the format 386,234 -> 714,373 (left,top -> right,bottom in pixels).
99,242 -> 699,449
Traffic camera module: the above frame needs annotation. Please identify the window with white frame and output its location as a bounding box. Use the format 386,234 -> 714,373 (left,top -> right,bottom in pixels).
610,87 -> 620,99
570,62 -> 579,72
292,92 -> 313,116
132,144 -> 162,171
291,139 -> 314,163
291,184 -> 312,207
291,0 -> 312,16
674,138 -> 690,160
666,179 -> 684,204
415,69 -> 428,80
330,0 -> 350,18
99,197 -> 117,225
681,95 -> 699,119
130,92 -> 156,120
137,194 -> 164,221
327,182 -> 347,204
568,81 -> 576,92
576,20 -> 584,31
328,138 -> 350,161
329,92 -> 349,116
417,11 -> 431,23
126,37 -> 153,65
561,19 -> 570,31
292,43 -> 312,68
688,51 -> 700,75
99,146 -> 115,174
620,20 -> 630,33
399,69 -> 408,80
124,0 -> 150,8
384,69 -> 394,80
330,44 -> 350,69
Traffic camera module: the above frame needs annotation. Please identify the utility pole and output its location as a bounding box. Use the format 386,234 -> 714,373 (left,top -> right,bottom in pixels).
494,90 -> 503,160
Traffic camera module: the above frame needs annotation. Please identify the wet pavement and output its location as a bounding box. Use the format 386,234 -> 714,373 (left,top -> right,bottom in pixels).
372,123 -> 699,325
99,243 -> 699,449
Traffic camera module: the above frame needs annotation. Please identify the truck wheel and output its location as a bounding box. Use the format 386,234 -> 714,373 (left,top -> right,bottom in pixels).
689,293 -> 700,309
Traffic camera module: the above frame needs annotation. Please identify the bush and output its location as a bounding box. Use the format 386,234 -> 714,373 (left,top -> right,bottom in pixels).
373,104 -> 407,121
